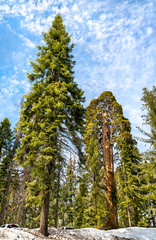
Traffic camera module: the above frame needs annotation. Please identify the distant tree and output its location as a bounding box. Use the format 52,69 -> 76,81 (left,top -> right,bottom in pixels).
0,118 -> 14,224
137,86 -> 156,226
16,14 -> 85,236
84,128 -> 105,228
115,124 -> 141,227
16,166 -> 29,226
73,172 -> 89,228
63,155 -> 76,226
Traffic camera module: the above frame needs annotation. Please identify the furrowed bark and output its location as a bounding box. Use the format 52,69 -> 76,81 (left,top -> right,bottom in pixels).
102,112 -> 118,229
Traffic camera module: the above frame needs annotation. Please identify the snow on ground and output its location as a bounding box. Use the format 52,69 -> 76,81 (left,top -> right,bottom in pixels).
105,227 -> 156,240
71,227 -> 156,240
0,228 -> 43,240
0,227 -> 155,240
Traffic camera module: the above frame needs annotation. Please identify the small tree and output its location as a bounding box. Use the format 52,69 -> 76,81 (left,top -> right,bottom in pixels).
137,86 -> 156,226
0,118 -> 14,224
115,128 -> 141,227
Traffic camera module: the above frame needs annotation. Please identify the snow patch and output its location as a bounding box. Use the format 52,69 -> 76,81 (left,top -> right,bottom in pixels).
0,227 -> 155,240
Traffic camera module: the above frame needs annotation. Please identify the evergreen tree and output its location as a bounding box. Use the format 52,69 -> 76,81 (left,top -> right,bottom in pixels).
115,123 -> 141,227
63,155 -> 76,226
73,172 -> 89,228
137,86 -> 156,226
84,91 -> 141,229
16,14 -> 85,236
84,91 -> 122,229
84,128 -> 105,228
0,118 -> 14,224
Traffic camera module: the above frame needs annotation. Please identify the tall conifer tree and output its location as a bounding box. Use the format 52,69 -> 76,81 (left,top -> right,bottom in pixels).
84,91 -> 121,229
84,91 -> 141,229
16,14 -> 85,236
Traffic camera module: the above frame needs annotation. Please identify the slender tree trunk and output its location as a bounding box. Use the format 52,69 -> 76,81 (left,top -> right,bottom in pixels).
127,206 -> 132,227
94,193 -> 97,227
55,198 -> 59,228
102,112 -> 118,229
93,174 -> 97,227
55,160 -> 60,228
31,206 -> 37,229
150,210 -> 155,227
16,167 -> 28,225
40,154 -> 53,236
69,156 -> 73,225
123,162 -> 132,227
39,188 -> 50,236
22,205 -> 26,227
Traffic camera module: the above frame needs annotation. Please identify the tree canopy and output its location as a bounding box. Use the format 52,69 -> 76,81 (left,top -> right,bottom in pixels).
16,14 -> 85,236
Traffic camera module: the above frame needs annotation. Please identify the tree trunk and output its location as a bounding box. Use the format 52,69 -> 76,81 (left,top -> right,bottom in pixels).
55,197 -> 59,228
55,160 -> 60,228
150,210 -> 155,227
69,156 -> 73,225
22,205 -> 26,227
31,206 -> 37,229
16,167 -> 28,225
127,206 -> 132,227
39,188 -> 50,236
123,161 -> 132,227
102,112 -> 118,229
94,174 -> 97,227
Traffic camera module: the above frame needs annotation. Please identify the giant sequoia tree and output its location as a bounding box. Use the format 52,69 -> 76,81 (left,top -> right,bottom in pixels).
84,92 -> 121,229
16,14 -> 85,236
84,91 -> 141,229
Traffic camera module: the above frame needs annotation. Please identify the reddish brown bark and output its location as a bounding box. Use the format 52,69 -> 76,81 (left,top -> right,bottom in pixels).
102,112 -> 118,229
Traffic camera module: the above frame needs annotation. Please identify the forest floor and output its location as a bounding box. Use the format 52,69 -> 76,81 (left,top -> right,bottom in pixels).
0,226 -> 155,240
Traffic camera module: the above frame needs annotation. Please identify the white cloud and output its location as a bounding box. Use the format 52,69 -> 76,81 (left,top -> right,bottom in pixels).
21,80 -> 31,93
72,4 -> 79,12
73,14 -> 83,23
11,79 -> 20,85
18,34 -> 36,48
60,6 -> 70,14
147,27 -> 152,35
0,4 -> 10,13
0,0 -> 155,142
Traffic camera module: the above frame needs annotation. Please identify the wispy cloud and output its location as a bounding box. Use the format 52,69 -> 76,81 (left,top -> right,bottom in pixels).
18,34 -> 36,48
0,0 -> 156,143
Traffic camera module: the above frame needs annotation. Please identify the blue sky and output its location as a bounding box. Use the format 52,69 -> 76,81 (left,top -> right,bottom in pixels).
0,0 -> 156,151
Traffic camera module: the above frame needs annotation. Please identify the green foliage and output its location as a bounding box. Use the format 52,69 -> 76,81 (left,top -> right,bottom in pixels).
137,86 -> 156,227
15,14 -> 85,231
3,14 -> 155,230
0,118 -> 14,211
73,173 -> 89,228
84,91 -> 122,229
84,91 -> 142,229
